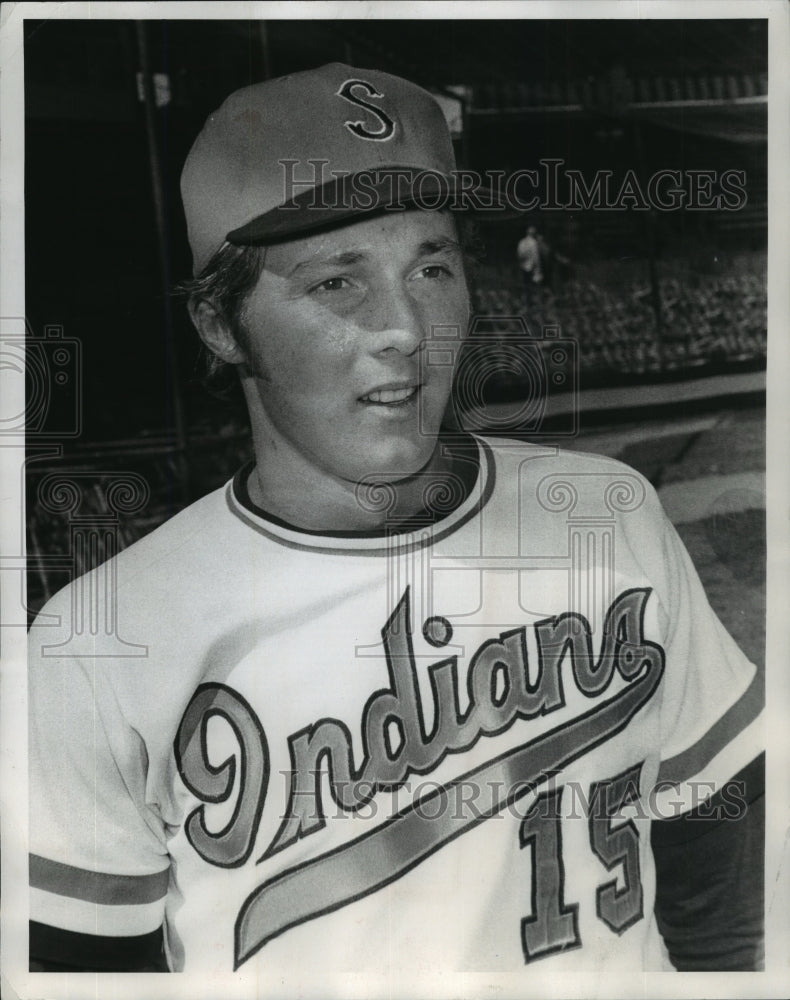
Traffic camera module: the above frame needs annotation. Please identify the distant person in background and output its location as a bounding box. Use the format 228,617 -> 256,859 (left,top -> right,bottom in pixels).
536,230 -> 554,289
516,223 -> 543,306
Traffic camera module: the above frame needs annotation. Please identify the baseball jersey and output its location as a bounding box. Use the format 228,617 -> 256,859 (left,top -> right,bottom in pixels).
28,435 -> 762,992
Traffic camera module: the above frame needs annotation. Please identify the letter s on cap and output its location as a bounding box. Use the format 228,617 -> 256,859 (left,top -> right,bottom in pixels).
337,79 -> 396,141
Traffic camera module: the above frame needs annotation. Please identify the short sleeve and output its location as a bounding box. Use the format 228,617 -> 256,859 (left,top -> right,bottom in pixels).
646,507 -> 763,816
28,587 -> 170,938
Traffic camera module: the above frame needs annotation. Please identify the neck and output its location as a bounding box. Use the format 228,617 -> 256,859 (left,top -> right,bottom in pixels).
247,440 -> 462,533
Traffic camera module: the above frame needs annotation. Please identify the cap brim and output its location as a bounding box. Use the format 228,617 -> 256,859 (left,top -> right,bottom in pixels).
226,168 -> 512,246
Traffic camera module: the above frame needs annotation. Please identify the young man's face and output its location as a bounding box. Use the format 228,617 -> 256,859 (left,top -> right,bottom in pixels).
237,209 -> 470,493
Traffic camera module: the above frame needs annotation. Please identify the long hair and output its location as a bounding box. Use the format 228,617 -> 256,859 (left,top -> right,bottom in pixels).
176,242 -> 266,399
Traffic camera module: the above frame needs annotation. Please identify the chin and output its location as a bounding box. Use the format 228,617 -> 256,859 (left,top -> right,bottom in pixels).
345,436 -> 438,485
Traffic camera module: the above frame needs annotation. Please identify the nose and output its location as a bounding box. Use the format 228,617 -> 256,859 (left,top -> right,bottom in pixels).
361,281 -> 424,357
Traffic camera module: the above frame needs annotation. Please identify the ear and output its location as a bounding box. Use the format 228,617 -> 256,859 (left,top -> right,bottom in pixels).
188,298 -> 248,365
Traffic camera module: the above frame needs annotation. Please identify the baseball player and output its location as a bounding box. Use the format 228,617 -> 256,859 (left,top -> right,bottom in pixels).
28,64 -> 763,988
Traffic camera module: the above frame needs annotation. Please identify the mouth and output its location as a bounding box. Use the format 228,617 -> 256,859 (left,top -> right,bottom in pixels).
358,384 -> 420,406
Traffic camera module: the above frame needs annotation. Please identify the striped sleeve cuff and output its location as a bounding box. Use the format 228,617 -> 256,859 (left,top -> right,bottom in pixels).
29,855 -> 169,937
651,671 -> 764,817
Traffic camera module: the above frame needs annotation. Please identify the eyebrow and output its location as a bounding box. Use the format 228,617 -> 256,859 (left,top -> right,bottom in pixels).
416,237 -> 462,257
287,236 -> 462,278
288,250 -> 365,278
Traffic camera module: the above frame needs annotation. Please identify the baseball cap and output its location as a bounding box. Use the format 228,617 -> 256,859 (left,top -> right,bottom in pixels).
181,62 -> 501,275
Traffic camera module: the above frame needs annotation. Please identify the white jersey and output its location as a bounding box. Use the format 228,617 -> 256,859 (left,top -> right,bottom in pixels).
28,435 -> 762,992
